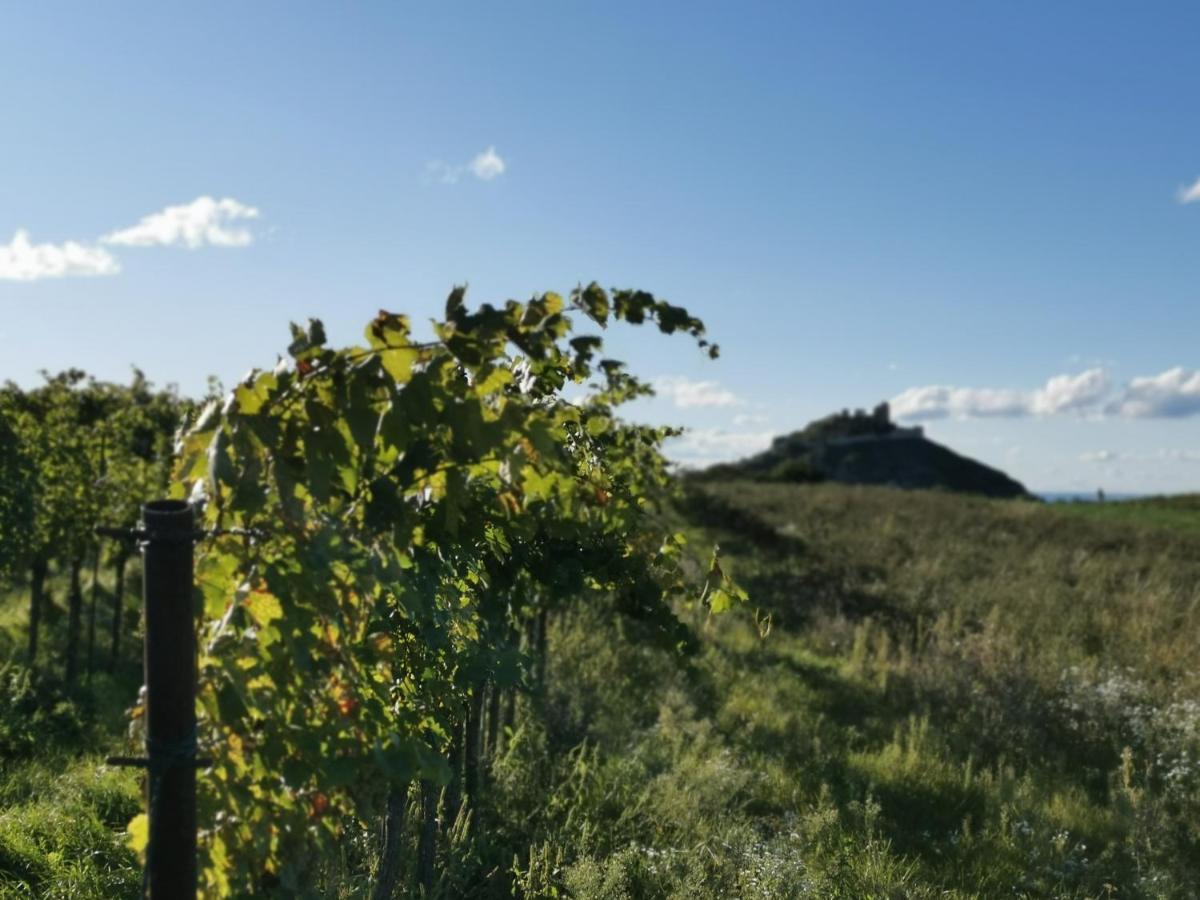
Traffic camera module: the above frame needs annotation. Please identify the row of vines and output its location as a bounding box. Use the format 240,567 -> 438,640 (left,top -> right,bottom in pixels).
113,284 -> 740,895
0,369 -> 185,684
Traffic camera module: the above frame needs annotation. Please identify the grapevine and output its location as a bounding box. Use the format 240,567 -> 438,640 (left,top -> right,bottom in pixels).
171,283 -> 743,894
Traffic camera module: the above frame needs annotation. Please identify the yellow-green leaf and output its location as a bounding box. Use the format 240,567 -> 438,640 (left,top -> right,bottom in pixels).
586,416 -> 611,437
381,347 -> 419,385
126,813 -> 149,861
245,591 -> 283,627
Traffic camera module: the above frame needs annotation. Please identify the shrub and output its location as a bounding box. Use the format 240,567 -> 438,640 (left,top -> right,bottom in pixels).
0,662 -> 86,759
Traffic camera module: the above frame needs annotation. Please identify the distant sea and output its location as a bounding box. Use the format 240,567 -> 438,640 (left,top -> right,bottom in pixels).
1037,491 -> 1146,503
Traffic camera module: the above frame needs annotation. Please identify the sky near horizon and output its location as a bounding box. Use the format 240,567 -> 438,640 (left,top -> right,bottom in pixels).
3,2 -> 1200,493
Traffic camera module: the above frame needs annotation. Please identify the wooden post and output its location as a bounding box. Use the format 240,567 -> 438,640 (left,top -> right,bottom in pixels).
485,679 -> 501,760
86,548 -> 101,681
417,780 -> 438,895
371,784 -> 411,900
65,557 -> 83,685
109,550 -> 128,671
464,685 -> 483,806
27,557 -> 47,665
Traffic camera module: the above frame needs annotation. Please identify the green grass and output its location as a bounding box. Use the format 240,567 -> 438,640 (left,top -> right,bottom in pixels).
1047,493 -> 1200,534
0,565 -> 147,899
384,480 -> 1197,897
0,755 -> 141,899
502,482 -> 1200,897
659,482 -> 1200,897
4,485 -> 1200,897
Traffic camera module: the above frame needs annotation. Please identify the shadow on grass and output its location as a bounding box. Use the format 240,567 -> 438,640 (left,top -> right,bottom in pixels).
679,485 -> 915,632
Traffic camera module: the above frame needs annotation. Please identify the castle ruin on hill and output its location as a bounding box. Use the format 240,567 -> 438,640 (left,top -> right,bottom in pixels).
797,401 -> 923,444
694,400 -> 1027,499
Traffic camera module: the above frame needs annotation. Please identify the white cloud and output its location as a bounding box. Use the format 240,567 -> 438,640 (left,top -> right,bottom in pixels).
426,146 -> 507,185
653,375 -> 740,408
1178,176 -> 1200,204
468,146 -> 506,181
0,229 -> 119,281
1111,367 -> 1200,418
1,195 -> 259,283
666,428 -> 774,467
1082,448 -> 1200,464
426,160 -> 463,185
733,412 -> 769,426
892,368 -> 1108,421
103,196 -> 260,248
896,366 -> 1200,421
1157,449 -> 1200,462
1030,369 -> 1110,415
890,384 -> 1028,420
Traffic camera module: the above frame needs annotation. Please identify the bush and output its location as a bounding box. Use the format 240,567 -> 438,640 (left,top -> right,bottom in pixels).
0,661 -> 86,759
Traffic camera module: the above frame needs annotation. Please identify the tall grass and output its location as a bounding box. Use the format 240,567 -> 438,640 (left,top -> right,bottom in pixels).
3,484 -> 1198,897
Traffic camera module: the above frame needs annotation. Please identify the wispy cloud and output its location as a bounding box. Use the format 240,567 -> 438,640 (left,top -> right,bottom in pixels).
0,229 -> 119,282
104,196 -> 260,248
1082,448 -> 1200,463
426,146 -> 507,185
666,428 -> 774,467
1149,449 -> 1200,462
1110,367 -> 1200,418
733,412 -> 769,426
892,368 -> 1108,420
426,161 -> 463,185
653,375 -> 740,408
1178,176 -> 1200,204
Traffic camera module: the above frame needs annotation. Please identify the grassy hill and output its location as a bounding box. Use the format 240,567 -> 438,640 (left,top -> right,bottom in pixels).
507,484 -> 1200,897
659,483 -> 1200,896
3,487 -> 1199,897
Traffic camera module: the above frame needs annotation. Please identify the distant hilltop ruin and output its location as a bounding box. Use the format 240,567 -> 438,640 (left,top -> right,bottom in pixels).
697,402 -> 1031,499
780,402 -> 922,444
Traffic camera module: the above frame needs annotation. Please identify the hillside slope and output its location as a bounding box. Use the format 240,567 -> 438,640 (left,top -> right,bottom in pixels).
664,481 -> 1200,896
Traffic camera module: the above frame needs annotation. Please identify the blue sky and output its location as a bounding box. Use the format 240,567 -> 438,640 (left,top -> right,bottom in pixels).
4,2 -> 1200,493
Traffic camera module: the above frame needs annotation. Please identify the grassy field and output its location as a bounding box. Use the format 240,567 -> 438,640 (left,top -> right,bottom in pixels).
3,486 -> 1199,897
648,483 -> 1200,897
1048,494 -> 1200,535
0,566 -> 145,899
475,483 -> 1199,898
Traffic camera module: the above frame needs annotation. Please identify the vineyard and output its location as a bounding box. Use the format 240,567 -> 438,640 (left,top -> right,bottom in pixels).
2,286 -> 1199,898
0,285 -> 745,898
